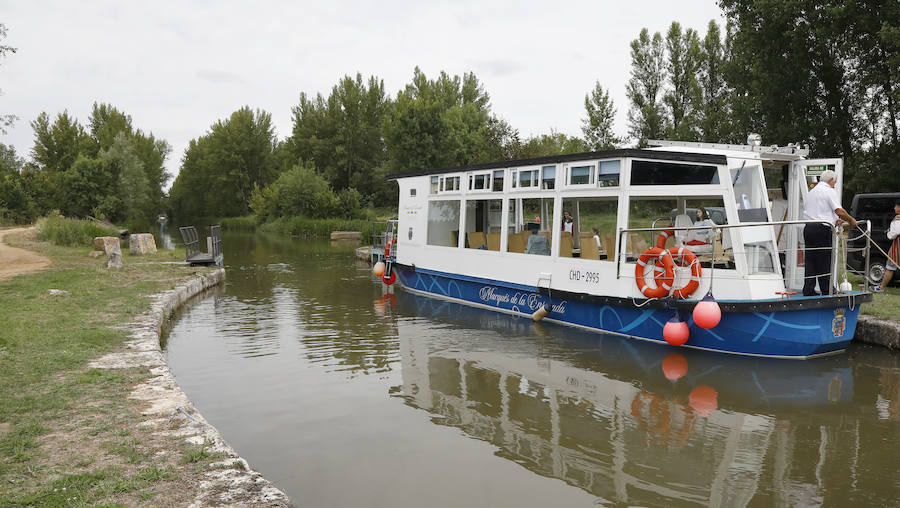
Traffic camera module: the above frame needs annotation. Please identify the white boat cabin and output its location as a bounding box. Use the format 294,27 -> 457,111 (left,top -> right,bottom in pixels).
392,141 -> 843,302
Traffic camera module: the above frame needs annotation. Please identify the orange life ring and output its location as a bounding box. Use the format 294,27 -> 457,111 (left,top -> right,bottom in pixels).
656,229 -> 674,249
635,247 -> 675,298
667,246 -> 701,299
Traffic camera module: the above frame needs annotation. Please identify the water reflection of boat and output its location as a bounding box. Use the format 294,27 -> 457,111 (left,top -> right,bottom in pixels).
392,292 -> 854,505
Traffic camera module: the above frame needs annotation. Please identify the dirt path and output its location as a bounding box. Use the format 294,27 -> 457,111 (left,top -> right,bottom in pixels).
0,227 -> 51,281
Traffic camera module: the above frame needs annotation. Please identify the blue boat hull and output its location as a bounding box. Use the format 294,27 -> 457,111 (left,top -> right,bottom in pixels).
393,264 -> 863,359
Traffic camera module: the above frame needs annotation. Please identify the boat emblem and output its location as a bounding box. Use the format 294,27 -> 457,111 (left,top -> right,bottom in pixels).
832,309 -> 846,337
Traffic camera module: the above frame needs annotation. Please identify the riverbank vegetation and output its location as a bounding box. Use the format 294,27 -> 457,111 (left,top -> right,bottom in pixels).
1,3 -> 897,233
0,228 -> 227,506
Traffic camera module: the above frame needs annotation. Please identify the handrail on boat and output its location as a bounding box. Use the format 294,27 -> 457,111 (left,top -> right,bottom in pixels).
614,218 -> 873,294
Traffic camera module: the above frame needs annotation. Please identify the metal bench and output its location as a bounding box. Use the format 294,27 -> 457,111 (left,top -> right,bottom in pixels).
179,225 -> 223,266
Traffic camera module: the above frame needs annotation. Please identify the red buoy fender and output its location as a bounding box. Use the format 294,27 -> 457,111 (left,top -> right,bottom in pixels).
656,229 -> 675,249
635,247 -> 675,298
667,246 -> 701,299
382,271 -> 396,285
384,239 -> 392,259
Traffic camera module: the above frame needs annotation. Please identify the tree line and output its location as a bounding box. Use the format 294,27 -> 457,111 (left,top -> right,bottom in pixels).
1,1 -> 897,226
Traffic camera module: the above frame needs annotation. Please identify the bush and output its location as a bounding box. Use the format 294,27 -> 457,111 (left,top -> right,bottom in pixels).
36,215 -> 119,247
219,215 -> 259,231
250,163 -> 369,222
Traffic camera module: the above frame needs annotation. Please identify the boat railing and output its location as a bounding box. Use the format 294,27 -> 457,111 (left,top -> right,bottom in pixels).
372,219 -> 399,261
615,219 -> 872,295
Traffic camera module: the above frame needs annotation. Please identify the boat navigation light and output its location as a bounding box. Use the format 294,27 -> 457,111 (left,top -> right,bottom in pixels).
747,133 -> 762,147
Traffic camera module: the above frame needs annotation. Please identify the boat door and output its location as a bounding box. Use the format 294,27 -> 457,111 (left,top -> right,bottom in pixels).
783,158 -> 844,289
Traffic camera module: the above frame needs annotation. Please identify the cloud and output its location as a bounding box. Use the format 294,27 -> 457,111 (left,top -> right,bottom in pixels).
470,59 -> 526,78
195,69 -> 247,85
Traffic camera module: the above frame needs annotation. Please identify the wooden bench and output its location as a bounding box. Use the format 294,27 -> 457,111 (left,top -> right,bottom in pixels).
179,225 -> 223,266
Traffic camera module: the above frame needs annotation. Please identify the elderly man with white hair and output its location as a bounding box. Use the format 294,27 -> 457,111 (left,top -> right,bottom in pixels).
802,169 -> 858,296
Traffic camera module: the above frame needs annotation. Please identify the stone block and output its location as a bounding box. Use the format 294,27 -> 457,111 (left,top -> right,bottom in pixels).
95,236 -> 123,269
93,236 -> 111,251
330,231 -> 361,240
130,233 -> 158,255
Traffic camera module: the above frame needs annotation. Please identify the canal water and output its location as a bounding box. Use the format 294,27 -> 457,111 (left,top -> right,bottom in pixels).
164,232 -> 900,507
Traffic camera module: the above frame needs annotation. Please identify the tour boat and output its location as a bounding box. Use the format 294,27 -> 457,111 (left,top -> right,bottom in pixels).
381,139 -> 873,359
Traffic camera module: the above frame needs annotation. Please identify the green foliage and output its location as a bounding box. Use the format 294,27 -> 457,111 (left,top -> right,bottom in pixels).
170,107 -> 278,221
250,163 -> 364,222
218,215 -> 259,231
582,82 -> 621,150
663,22 -> 703,141
288,73 -> 390,197
513,130 -> 589,158
104,132 -> 151,224
698,20 -> 732,142
626,29 -> 667,145
36,215 -> 119,247
384,67 -> 510,172
20,103 -> 170,225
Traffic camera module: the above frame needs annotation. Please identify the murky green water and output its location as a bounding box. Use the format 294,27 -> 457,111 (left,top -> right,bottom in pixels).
164,232 -> 900,507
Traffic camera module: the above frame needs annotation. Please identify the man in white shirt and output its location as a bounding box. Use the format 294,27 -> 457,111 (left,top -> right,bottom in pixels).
802,169 -> 858,296
875,200 -> 900,291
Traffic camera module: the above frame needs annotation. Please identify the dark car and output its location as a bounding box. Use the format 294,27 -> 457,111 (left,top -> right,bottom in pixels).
847,192 -> 900,285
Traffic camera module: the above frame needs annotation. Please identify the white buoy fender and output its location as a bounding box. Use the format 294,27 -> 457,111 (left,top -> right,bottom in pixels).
532,304 -> 550,321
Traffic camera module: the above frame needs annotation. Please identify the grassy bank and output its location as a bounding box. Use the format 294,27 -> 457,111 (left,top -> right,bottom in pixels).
0,230 -> 229,506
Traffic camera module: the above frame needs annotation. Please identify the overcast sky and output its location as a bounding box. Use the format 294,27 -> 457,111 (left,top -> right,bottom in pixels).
1,1 -> 723,188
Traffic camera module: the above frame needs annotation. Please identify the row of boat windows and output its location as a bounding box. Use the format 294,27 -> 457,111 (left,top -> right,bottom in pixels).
428,160 -> 718,195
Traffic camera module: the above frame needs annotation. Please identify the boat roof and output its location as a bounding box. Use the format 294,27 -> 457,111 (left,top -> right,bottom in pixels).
386,149 -> 727,180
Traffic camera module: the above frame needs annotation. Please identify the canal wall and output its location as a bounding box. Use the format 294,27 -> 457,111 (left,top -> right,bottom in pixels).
856,315 -> 900,350
88,268 -> 293,507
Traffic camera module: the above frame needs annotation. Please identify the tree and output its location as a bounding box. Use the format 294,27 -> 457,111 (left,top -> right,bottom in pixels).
663,22 -> 703,141
169,107 -> 277,220
582,82 -> 620,150
698,20 -> 731,142
89,102 -> 170,214
626,29 -> 667,146
515,130 -> 589,158
102,132 -> 150,224
384,67 -> 507,173
0,24 -> 16,134
287,73 -> 390,197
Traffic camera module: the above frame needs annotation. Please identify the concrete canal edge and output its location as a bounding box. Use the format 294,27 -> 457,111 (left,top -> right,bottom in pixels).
856,315 -> 900,350
88,268 -> 293,507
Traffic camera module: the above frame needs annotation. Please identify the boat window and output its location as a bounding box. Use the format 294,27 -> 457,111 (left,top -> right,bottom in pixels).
628,196 -> 737,269
492,170 -> 504,191
598,160 -> 620,187
541,165 -> 556,190
440,176 -> 461,192
568,164 -> 595,186
430,176 -> 439,194
731,164 -> 768,222
511,169 -> 539,189
426,200 -> 461,247
506,197 -> 555,256
627,198 -> 677,260
463,199 -> 503,251
630,160 -> 719,185
468,172 -> 491,191
561,197 -> 618,260
730,164 -> 778,274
